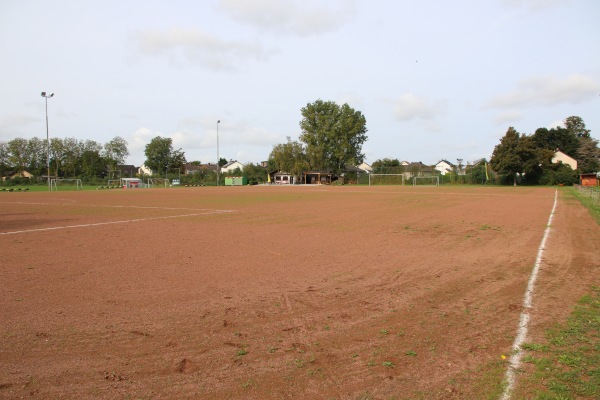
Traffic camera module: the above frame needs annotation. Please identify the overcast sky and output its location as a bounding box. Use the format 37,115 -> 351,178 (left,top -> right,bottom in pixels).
1,0 -> 599,167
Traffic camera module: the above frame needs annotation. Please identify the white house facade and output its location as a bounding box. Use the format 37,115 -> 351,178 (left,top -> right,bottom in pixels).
220,160 -> 244,173
138,164 -> 152,176
435,160 -> 454,175
552,150 -> 577,170
356,162 -> 372,173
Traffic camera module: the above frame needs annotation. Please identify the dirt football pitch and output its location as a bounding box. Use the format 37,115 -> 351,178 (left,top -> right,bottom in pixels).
1,185 -> 598,399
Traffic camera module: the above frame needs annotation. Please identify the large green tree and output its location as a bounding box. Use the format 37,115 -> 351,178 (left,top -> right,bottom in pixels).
577,135 -> 600,173
242,162 -> 267,185
62,137 -> 83,177
372,158 -> 402,173
144,136 -> 186,175
268,137 -> 308,179
27,137 -> 47,176
565,116 -> 599,173
7,138 -> 30,175
490,127 -> 540,186
81,150 -> 106,178
532,126 -> 578,157
299,100 -> 368,174
0,141 -> 9,177
49,137 -> 65,178
144,137 -> 172,174
104,136 -> 129,171
565,116 -> 591,138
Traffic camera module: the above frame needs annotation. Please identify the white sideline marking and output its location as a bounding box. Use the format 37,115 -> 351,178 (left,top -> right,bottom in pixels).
2,200 -> 229,212
0,210 -> 233,235
500,190 -> 558,400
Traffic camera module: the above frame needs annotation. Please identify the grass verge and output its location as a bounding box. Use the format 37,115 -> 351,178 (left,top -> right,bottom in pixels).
514,286 -> 599,399
511,187 -> 599,399
568,187 -> 600,225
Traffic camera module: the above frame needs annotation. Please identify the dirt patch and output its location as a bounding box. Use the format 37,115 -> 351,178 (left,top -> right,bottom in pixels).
0,186 -> 598,399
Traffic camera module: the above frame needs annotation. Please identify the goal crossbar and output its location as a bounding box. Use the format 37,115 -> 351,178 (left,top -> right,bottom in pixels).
412,176 -> 439,186
50,178 -> 83,191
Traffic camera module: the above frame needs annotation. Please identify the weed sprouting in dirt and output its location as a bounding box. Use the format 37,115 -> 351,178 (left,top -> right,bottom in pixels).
479,224 -> 500,231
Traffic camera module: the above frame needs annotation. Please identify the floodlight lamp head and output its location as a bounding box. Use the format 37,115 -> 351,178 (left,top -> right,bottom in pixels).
217,120 -> 220,124
50,93 -> 54,97
41,92 -> 46,96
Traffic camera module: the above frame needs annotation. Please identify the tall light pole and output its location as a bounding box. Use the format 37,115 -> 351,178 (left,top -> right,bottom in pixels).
216,120 -> 220,186
41,92 -> 54,191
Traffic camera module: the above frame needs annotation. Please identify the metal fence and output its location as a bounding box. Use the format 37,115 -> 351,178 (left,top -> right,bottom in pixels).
575,185 -> 600,203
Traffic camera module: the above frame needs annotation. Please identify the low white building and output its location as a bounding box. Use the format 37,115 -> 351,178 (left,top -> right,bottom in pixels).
122,178 -> 142,188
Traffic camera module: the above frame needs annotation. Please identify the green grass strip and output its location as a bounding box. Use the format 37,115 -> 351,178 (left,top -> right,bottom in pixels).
568,187 -> 600,225
517,286 -> 600,399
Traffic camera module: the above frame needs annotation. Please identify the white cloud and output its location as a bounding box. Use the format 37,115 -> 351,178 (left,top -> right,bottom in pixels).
493,110 -> 524,125
134,27 -> 271,71
488,74 -> 600,108
218,122 -> 283,146
0,113 -> 39,138
234,149 -> 267,164
392,94 -> 441,121
547,119 -> 565,129
218,0 -> 356,36
336,93 -> 364,109
124,120 -> 283,165
128,127 -> 157,154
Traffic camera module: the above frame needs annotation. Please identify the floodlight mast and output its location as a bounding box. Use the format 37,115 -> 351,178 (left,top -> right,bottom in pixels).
216,120 -> 220,186
41,92 -> 54,191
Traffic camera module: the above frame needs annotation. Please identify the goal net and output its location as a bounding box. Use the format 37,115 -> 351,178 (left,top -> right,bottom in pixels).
412,176 -> 439,186
146,178 -> 169,188
50,178 -> 83,191
369,174 -> 405,186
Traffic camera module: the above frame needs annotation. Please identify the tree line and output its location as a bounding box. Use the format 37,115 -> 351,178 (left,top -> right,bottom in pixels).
1,103 -> 597,187
489,116 -> 599,185
362,116 -> 598,186
0,136 -> 128,182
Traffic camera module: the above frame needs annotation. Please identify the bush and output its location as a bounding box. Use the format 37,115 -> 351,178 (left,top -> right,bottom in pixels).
539,164 -> 577,186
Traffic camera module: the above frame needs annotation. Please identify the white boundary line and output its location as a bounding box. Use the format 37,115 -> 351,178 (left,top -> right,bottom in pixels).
0,210 -> 233,236
500,189 -> 558,400
1,200 -> 230,212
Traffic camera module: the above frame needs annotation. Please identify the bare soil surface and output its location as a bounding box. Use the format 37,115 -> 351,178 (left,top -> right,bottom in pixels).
0,186 -> 598,399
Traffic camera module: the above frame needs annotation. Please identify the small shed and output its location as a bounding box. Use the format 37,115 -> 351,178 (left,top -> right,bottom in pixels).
303,171 -> 335,185
269,170 -> 294,184
580,173 -> 599,187
122,178 -> 142,188
225,176 -> 248,186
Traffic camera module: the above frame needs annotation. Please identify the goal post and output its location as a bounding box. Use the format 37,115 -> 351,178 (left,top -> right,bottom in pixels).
412,176 -> 439,186
369,174 -> 405,186
50,178 -> 83,191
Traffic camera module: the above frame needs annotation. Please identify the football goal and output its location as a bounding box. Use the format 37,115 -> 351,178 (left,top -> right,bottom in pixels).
50,178 -> 83,191
369,174 -> 405,186
412,176 -> 439,186
147,178 -> 169,188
